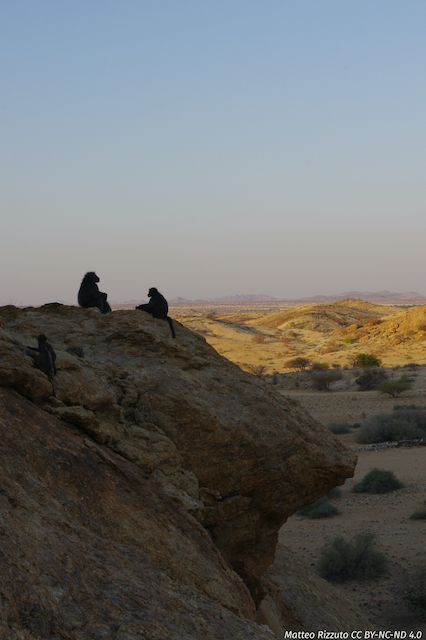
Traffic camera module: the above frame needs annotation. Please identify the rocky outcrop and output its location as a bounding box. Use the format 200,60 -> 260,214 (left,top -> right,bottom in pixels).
0,304 -> 366,636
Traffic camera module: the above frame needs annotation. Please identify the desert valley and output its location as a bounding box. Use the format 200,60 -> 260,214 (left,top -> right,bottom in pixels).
170,298 -> 426,631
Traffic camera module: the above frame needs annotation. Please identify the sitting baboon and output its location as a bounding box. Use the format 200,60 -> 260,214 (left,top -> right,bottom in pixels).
136,288 -> 175,338
78,272 -> 111,314
27,334 -> 57,396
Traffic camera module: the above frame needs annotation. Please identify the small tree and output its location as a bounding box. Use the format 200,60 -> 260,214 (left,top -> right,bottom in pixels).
355,368 -> 387,391
248,364 -> 267,377
284,357 -> 310,371
376,376 -> 413,398
311,370 -> 343,391
354,353 -> 382,368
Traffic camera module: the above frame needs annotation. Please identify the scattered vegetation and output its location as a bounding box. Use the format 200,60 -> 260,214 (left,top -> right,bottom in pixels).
352,468 -> 404,494
327,422 -> 350,434
317,532 -> 387,582
355,368 -> 387,391
342,336 -> 355,344
297,496 -> 340,519
311,370 -> 343,391
252,333 -> 266,344
376,376 -> 413,397
354,353 -> 382,368
356,412 -> 425,443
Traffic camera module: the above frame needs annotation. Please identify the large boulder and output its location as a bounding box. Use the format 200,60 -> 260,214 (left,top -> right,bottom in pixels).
0,304 -> 365,635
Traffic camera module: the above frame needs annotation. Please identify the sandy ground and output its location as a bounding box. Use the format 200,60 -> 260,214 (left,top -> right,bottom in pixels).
280,386 -> 426,632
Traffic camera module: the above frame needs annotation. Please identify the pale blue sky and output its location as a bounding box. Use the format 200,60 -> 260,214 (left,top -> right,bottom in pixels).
1,1 -> 426,305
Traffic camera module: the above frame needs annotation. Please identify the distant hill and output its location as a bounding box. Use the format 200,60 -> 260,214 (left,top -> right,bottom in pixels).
170,294 -> 277,304
282,291 -> 426,304
115,291 -> 426,306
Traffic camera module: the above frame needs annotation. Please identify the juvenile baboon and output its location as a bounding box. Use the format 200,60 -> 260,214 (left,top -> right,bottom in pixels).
136,288 -> 175,338
78,272 -> 111,314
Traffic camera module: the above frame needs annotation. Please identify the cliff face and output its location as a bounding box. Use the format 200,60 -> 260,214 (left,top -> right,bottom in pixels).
0,304 -> 365,637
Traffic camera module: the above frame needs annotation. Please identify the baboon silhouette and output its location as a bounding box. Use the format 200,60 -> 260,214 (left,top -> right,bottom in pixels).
78,272 -> 111,313
136,288 -> 175,338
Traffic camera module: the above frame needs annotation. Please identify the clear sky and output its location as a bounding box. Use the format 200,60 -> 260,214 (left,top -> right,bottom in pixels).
1,1 -> 426,305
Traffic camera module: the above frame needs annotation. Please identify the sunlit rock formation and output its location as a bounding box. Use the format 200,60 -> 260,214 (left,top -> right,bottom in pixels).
0,304 -> 368,637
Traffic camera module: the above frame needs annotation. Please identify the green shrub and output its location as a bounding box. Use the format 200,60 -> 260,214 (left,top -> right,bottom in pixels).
311,370 -> 343,391
356,413 -> 425,443
355,368 -> 388,391
376,376 -> 413,397
327,422 -> 350,434
317,532 -> 387,582
298,496 -> 340,519
311,362 -> 329,371
342,336 -> 355,344
354,353 -> 382,368
353,468 -> 404,494
409,510 -> 426,520
404,570 -> 426,615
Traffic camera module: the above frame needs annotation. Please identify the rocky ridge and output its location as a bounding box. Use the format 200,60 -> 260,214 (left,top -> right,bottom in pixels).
0,304 -> 368,637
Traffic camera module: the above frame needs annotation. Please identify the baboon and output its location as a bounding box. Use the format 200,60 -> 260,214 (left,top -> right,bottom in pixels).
27,334 -> 57,396
78,272 -> 111,313
136,288 -> 175,338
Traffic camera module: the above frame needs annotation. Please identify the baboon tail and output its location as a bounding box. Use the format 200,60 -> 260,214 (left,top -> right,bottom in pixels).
166,316 -> 176,339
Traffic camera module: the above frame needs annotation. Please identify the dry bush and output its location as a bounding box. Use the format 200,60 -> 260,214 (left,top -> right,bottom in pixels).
417,323 -> 426,332
248,364 -> 267,377
274,330 -> 282,339
317,533 -> 387,582
288,330 -> 298,338
252,333 -> 265,344
353,468 -> 404,493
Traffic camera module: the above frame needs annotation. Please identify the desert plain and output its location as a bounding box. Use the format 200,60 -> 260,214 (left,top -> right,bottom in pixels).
172,298 -> 426,631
